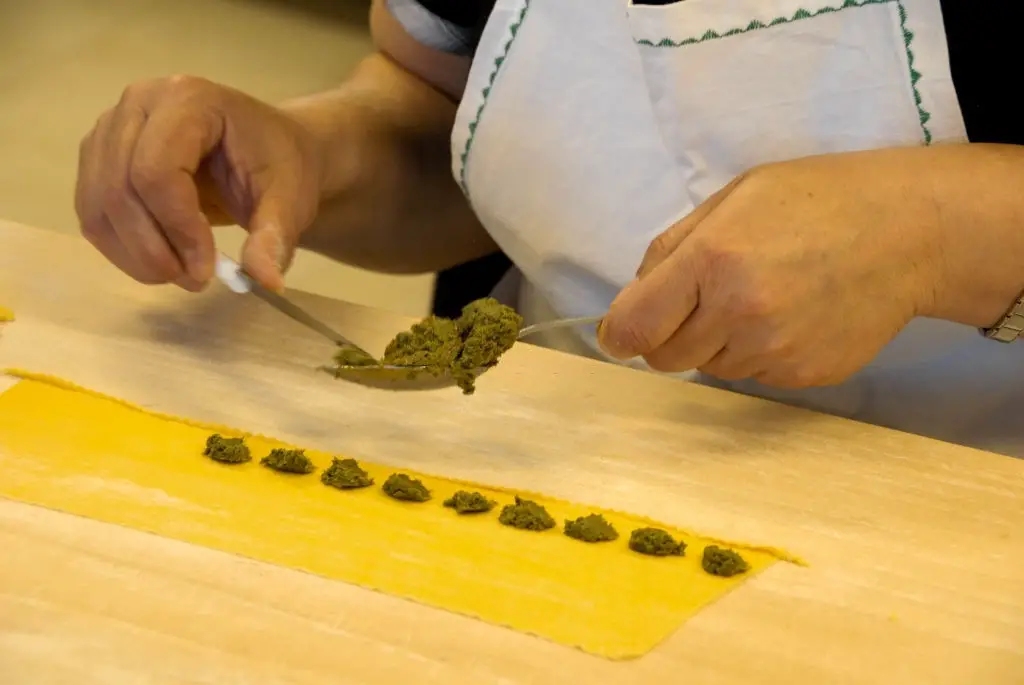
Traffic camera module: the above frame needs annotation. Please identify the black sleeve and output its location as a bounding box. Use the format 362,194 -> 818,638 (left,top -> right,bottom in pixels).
941,0 -> 1023,145
414,0 -> 496,29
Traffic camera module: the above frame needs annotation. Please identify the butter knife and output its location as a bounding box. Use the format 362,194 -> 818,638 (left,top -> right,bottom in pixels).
214,253 -> 368,352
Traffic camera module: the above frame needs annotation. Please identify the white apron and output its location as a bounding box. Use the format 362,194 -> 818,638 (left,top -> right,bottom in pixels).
450,0 -> 1024,457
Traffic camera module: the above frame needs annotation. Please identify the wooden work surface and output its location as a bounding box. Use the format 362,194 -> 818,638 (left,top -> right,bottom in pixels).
1,220 -> 1022,684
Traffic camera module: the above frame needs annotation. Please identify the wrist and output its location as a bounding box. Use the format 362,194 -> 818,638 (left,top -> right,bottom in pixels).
281,92 -> 377,202
281,52 -> 457,203
914,144 -> 1024,327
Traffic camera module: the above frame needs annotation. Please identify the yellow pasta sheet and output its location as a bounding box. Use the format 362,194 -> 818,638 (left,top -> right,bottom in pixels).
0,371 -> 795,659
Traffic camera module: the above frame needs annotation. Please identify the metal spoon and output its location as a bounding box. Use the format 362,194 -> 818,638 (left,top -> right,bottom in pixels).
322,315 -> 605,391
215,253 -> 603,391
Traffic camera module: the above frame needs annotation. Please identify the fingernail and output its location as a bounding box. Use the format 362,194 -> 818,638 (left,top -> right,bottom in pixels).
272,236 -> 292,293
596,315 -> 627,358
270,230 -> 288,272
597,283 -> 640,359
599,332 -> 632,360
185,248 -> 212,285
175,274 -> 207,293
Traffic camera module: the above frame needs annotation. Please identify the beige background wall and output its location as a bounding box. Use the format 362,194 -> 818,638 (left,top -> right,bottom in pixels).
0,0 -> 434,316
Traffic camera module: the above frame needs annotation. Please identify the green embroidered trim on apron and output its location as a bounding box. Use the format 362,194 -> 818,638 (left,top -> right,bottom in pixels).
458,0 -> 533,194
635,0 -> 933,144
457,0 -> 935,198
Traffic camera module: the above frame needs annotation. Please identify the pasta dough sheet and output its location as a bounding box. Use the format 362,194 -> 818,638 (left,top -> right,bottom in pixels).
0,371 -> 797,659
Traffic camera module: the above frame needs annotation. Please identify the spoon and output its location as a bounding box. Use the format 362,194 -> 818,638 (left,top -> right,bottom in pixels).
322,315 -> 605,391
214,253 -> 603,391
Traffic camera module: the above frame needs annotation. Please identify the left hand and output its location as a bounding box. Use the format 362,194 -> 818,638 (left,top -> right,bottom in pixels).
597,150 -> 946,388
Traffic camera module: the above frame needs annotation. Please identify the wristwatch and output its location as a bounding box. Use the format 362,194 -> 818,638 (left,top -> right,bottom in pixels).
983,290 -> 1024,342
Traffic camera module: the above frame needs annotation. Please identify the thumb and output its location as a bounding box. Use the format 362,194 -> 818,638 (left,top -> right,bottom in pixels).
598,244 -> 700,360
601,175 -> 744,359
635,172 -> 745,280
241,187 -> 303,293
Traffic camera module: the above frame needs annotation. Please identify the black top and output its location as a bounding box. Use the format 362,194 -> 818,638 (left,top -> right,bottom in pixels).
422,0 -> 1021,315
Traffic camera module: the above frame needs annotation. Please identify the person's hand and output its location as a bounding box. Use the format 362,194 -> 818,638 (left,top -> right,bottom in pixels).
597,150 -> 946,388
75,75 -> 325,292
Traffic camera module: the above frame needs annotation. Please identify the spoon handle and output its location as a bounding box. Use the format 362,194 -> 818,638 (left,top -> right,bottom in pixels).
518,315 -> 604,339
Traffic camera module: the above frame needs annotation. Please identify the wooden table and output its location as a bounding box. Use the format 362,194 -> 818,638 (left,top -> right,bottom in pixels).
1,220 -> 1022,684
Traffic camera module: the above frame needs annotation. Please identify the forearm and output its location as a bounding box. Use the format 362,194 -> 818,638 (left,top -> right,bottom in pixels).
914,143 -> 1024,327
283,53 -> 496,274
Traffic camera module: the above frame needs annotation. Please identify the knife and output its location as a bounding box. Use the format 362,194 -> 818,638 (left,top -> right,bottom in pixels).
214,253 -> 364,351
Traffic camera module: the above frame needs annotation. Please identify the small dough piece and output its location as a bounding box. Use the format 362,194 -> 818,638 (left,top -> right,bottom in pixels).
629,528 -> 686,557
203,434 -> 251,464
701,545 -> 750,577
321,457 -> 374,489
261,448 -> 315,474
564,513 -> 619,543
499,496 -> 556,531
443,490 -> 496,514
382,473 -> 431,502
0,371 -> 798,660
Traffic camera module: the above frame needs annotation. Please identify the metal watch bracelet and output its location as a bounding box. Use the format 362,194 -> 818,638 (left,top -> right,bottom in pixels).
982,290 -> 1024,343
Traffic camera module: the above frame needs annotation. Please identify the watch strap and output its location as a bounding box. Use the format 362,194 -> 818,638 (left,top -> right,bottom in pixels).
982,290 -> 1024,343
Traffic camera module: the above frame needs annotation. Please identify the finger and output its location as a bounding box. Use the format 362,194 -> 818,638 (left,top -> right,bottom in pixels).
79,107 -> 186,285
76,110 -> 111,236
83,215 -> 167,285
102,103 -> 188,285
599,242 -> 700,360
240,171 -> 314,292
75,111 -> 107,224
754,368 -> 813,390
241,221 -> 288,293
130,105 -> 223,285
636,173 -> 745,280
642,304 -> 728,374
697,345 -> 765,382
194,161 -> 239,226
756,358 -> 863,390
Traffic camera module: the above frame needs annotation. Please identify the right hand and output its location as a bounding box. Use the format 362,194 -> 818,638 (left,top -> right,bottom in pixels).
75,75 -> 324,292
